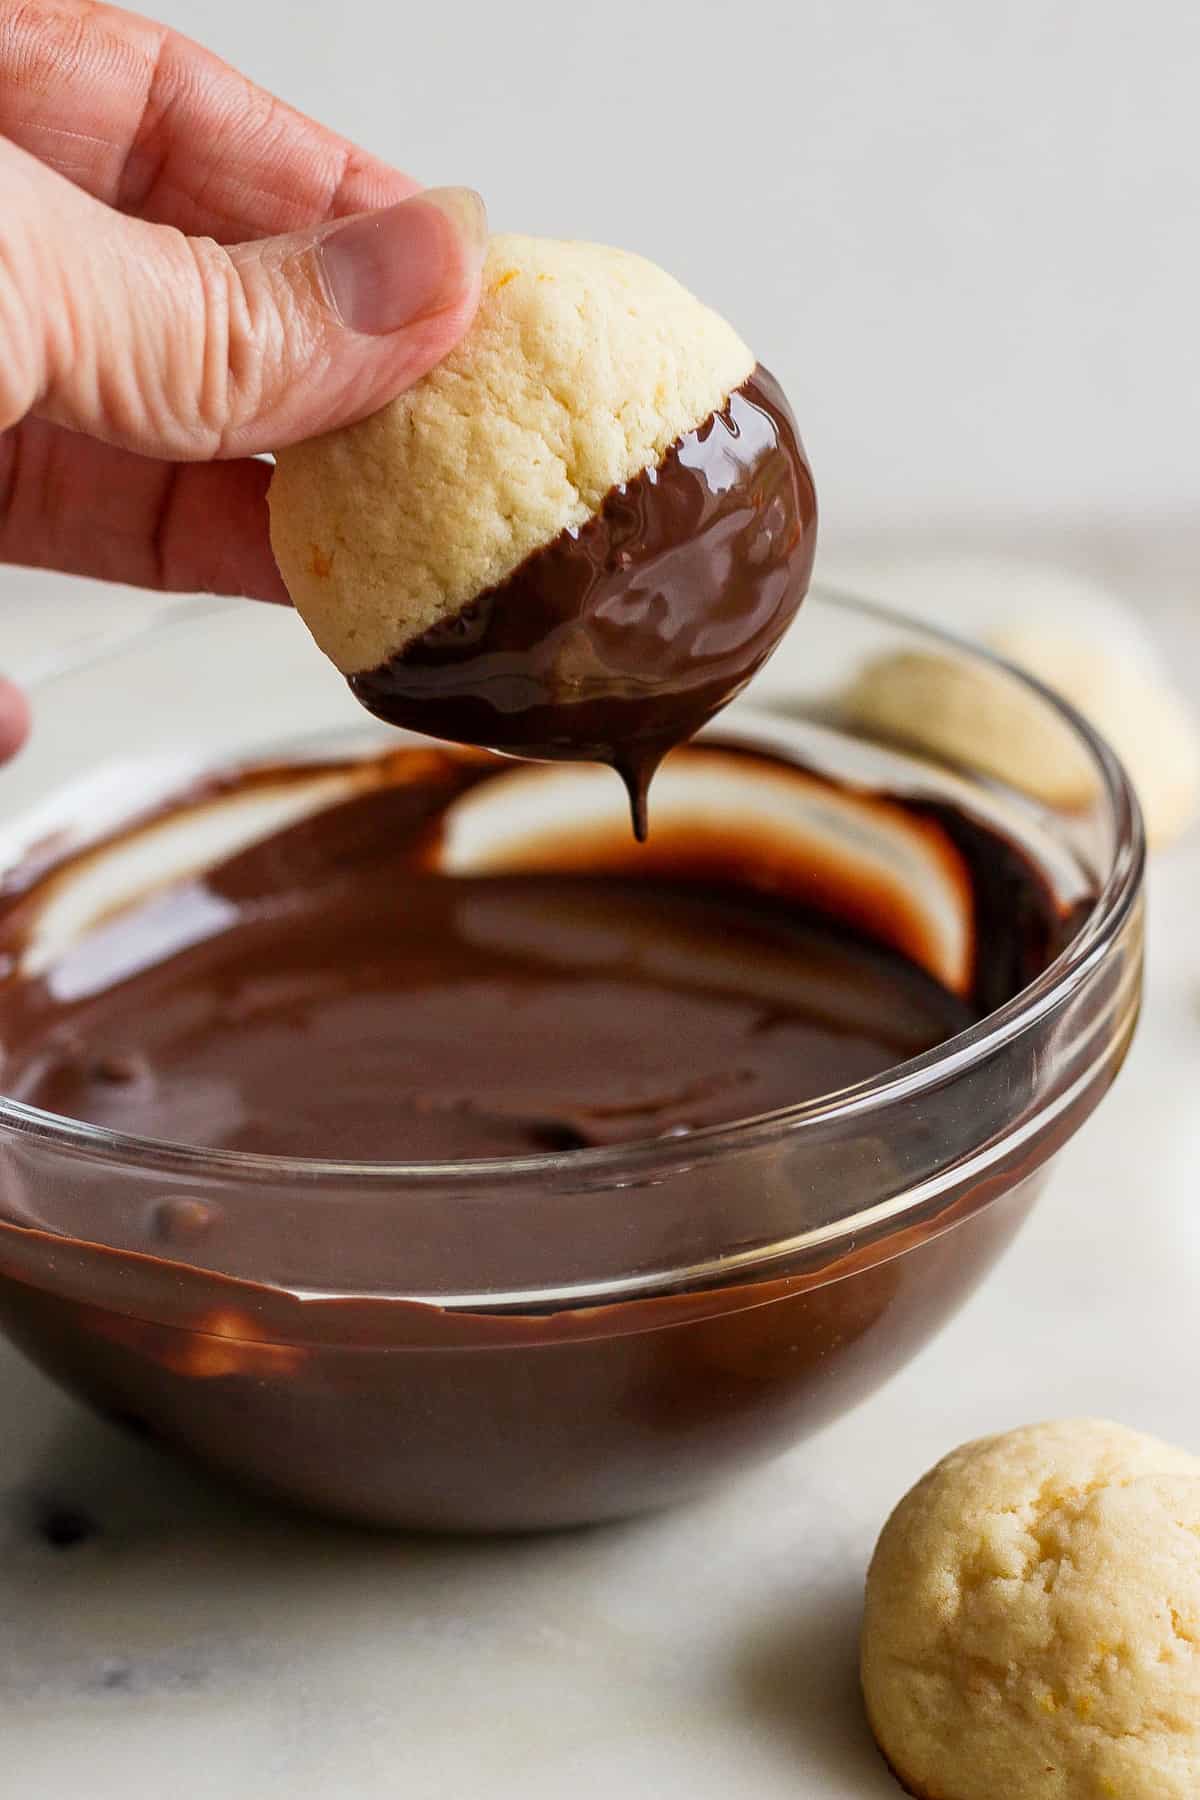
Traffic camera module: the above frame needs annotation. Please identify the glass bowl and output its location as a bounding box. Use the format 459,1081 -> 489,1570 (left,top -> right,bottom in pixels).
0,587 -> 1143,1531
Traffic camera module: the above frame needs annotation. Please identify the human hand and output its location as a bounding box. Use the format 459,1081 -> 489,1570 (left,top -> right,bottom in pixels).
0,0 -> 488,757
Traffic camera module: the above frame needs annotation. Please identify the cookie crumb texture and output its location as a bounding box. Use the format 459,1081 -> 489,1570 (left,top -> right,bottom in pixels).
269,234 -> 754,675
862,1420 -> 1200,1800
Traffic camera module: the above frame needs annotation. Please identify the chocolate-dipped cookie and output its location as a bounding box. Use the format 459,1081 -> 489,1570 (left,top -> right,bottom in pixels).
268,235 -> 817,835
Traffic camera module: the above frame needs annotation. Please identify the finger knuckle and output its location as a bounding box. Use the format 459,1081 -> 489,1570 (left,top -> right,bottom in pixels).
179,235 -> 240,450
187,235 -> 294,454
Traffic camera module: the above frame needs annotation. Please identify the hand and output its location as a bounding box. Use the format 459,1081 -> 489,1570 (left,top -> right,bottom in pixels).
0,0 -> 488,758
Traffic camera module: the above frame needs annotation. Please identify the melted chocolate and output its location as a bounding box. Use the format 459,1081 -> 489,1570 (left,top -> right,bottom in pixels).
3,756 -> 975,1159
0,743 -> 1107,1531
349,367 -> 817,838
7,876 -> 975,1160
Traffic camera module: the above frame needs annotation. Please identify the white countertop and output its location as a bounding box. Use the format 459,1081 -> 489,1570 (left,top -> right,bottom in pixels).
0,532 -> 1197,1798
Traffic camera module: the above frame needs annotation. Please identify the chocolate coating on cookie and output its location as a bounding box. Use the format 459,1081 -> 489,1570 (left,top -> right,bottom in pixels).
349,366 -> 816,837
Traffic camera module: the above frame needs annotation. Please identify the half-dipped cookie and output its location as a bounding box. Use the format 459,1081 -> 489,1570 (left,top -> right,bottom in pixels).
268,234 -> 817,835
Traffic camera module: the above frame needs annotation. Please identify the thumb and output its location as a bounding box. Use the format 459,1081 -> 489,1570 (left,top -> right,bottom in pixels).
0,139 -> 486,460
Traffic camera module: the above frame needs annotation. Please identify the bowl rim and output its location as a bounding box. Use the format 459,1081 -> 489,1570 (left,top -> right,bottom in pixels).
0,584 -> 1144,1188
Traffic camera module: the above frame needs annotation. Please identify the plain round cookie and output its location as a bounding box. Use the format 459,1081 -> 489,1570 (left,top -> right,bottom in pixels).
754,554 -> 1200,850
861,1420 -> 1200,1800
268,233 -> 754,676
842,647 -> 1101,812
839,628 -> 1198,849
989,624 -> 1200,850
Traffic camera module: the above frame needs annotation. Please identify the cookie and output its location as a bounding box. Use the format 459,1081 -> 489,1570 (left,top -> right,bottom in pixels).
989,624 -> 1200,849
759,554 -> 1198,850
269,234 -> 817,832
843,646 -> 1101,811
862,1419 -> 1200,1800
845,631 -> 1198,847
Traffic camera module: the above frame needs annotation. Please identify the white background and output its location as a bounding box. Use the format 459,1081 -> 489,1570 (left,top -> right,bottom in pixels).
149,0 -> 1200,539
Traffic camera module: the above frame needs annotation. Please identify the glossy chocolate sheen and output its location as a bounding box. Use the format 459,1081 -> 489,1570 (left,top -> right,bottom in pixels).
4,834 -> 976,1164
0,745 -> 1102,1531
0,744 -> 1075,1161
349,366 -> 817,837
0,1176 -> 1049,1530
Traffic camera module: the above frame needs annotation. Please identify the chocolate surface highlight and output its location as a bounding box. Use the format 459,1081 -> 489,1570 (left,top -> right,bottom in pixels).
3,759 -> 978,1160
0,743 -> 1080,1162
349,367 -> 817,838
0,742 -> 1105,1531
10,873 -> 975,1159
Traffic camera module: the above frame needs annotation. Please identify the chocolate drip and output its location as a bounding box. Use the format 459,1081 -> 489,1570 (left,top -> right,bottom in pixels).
349,366 -> 817,839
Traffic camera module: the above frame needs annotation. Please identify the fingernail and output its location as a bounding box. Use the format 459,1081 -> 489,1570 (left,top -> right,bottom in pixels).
319,187 -> 488,336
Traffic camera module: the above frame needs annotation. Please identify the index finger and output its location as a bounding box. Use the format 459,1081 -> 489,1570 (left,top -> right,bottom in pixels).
0,0 -> 418,241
